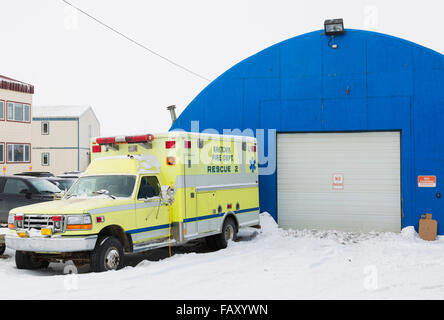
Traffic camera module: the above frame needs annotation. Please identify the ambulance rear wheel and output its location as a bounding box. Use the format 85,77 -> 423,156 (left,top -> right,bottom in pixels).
206,218 -> 237,251
90,236 -> 124,272
15,251 -> 49,270
0,244 -> 5,256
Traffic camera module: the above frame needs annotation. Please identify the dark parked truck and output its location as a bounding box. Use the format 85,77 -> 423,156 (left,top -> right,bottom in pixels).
0,176 -> 61,255
0,231 -> 5,256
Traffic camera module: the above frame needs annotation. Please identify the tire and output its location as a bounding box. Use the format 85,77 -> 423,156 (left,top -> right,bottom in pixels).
206,218 -> 237,251
15,251 -> 49,270
90,236 -> 124,272
0,244 -> 5,256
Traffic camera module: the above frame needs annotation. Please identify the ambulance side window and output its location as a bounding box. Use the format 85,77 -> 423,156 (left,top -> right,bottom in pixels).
137,176 -> 160,199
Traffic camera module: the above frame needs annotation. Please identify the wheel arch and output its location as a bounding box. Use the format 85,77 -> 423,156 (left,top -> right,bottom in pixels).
97,225 -> 133,253
223,212 -> 239,232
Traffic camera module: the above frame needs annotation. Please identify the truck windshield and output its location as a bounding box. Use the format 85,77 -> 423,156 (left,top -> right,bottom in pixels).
65,175 -> 136,199
29,179 -> 62,194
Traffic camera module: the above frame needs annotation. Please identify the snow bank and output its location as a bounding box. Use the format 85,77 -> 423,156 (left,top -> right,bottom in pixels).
401,226 -> 419,240
1,213 -> 444,299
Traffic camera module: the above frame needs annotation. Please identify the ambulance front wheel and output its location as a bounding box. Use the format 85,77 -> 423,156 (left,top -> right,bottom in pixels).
206,218 -> 237,251
90,236 -> 124,272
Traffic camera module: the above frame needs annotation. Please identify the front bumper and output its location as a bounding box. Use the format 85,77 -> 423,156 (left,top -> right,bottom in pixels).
5,234 -> 98,253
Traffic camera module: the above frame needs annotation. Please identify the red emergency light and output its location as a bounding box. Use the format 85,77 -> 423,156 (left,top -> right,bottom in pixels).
165,141 -> 176,149
96,134 -> 154,145
125,134 -> 154,143
96,137 -> 116,145
92,145 -> 102,153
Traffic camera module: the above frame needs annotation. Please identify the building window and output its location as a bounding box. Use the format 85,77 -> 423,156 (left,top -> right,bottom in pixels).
0,143 -> 4,163
7,144 -> 30,163
41,153 -> 50,166
7,102 -> 30,122
0,101 -> 4,120
41,122 -> 50,135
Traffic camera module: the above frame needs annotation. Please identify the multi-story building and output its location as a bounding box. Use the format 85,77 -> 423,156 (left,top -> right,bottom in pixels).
0,75 -> 34,175
31,106 -> 100,175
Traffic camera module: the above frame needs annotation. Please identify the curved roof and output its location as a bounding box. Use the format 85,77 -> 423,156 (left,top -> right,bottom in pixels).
171,29 -> 444,133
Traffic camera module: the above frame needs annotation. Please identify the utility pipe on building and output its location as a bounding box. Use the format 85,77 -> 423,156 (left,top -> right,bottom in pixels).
167,105 -> 177,124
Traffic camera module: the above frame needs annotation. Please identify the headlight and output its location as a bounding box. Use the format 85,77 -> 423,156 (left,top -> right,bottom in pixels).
66,214 -> 92,230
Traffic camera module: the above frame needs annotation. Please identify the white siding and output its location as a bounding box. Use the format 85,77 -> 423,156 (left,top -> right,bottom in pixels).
31,106 -> 100,175
79,108 -> 100,171
277,132 -> 401,232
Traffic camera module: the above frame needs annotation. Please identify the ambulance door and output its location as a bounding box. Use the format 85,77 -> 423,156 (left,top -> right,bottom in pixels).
196,191 -> 218,234
183,152 -> 198,237
134,176 -> 170,243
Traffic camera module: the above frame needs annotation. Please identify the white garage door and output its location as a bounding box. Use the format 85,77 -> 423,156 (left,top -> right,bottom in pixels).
277,132 -> 401,232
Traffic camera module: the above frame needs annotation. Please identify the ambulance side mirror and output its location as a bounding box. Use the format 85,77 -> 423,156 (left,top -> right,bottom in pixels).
161,185 -> 174,204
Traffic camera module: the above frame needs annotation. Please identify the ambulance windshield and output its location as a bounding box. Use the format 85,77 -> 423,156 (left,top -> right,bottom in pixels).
65,175 -> 136,199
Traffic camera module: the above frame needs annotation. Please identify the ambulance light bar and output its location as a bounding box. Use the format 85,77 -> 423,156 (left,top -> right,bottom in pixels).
96,134 -> 154,145
126,134 -> 154,143
96,137 -> 116,145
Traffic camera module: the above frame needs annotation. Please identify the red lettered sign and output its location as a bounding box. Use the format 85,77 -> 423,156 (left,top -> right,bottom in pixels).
332,173 -> 344,190
418,176 -> 436,188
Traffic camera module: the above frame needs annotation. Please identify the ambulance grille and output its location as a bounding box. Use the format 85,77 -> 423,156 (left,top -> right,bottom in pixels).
23,215 -> 54,230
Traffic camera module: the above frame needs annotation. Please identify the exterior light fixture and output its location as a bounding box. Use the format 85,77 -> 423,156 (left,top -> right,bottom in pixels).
324,19 -> 345,36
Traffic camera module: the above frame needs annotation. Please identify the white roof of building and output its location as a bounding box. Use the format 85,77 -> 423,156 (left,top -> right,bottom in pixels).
32,106 -> 92,118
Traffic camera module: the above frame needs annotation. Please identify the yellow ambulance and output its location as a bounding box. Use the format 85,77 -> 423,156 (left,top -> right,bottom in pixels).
5,132 -> 260,272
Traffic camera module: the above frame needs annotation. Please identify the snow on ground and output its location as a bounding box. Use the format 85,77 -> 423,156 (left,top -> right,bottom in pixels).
1,213 -> 444,299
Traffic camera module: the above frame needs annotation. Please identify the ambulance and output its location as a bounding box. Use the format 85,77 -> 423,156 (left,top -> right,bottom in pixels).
5,132 -> 260,272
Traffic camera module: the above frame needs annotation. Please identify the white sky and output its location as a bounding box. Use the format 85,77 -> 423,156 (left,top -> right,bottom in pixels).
1,0 -> 443,136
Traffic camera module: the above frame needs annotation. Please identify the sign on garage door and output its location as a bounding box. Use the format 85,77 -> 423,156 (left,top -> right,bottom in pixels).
277,132 -> 401,232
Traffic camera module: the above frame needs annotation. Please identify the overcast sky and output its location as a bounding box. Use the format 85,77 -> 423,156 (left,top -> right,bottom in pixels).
1,0 -> 443,136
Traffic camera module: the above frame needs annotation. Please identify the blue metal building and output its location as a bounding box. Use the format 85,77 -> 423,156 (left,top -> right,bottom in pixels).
171,29 -> 444,234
